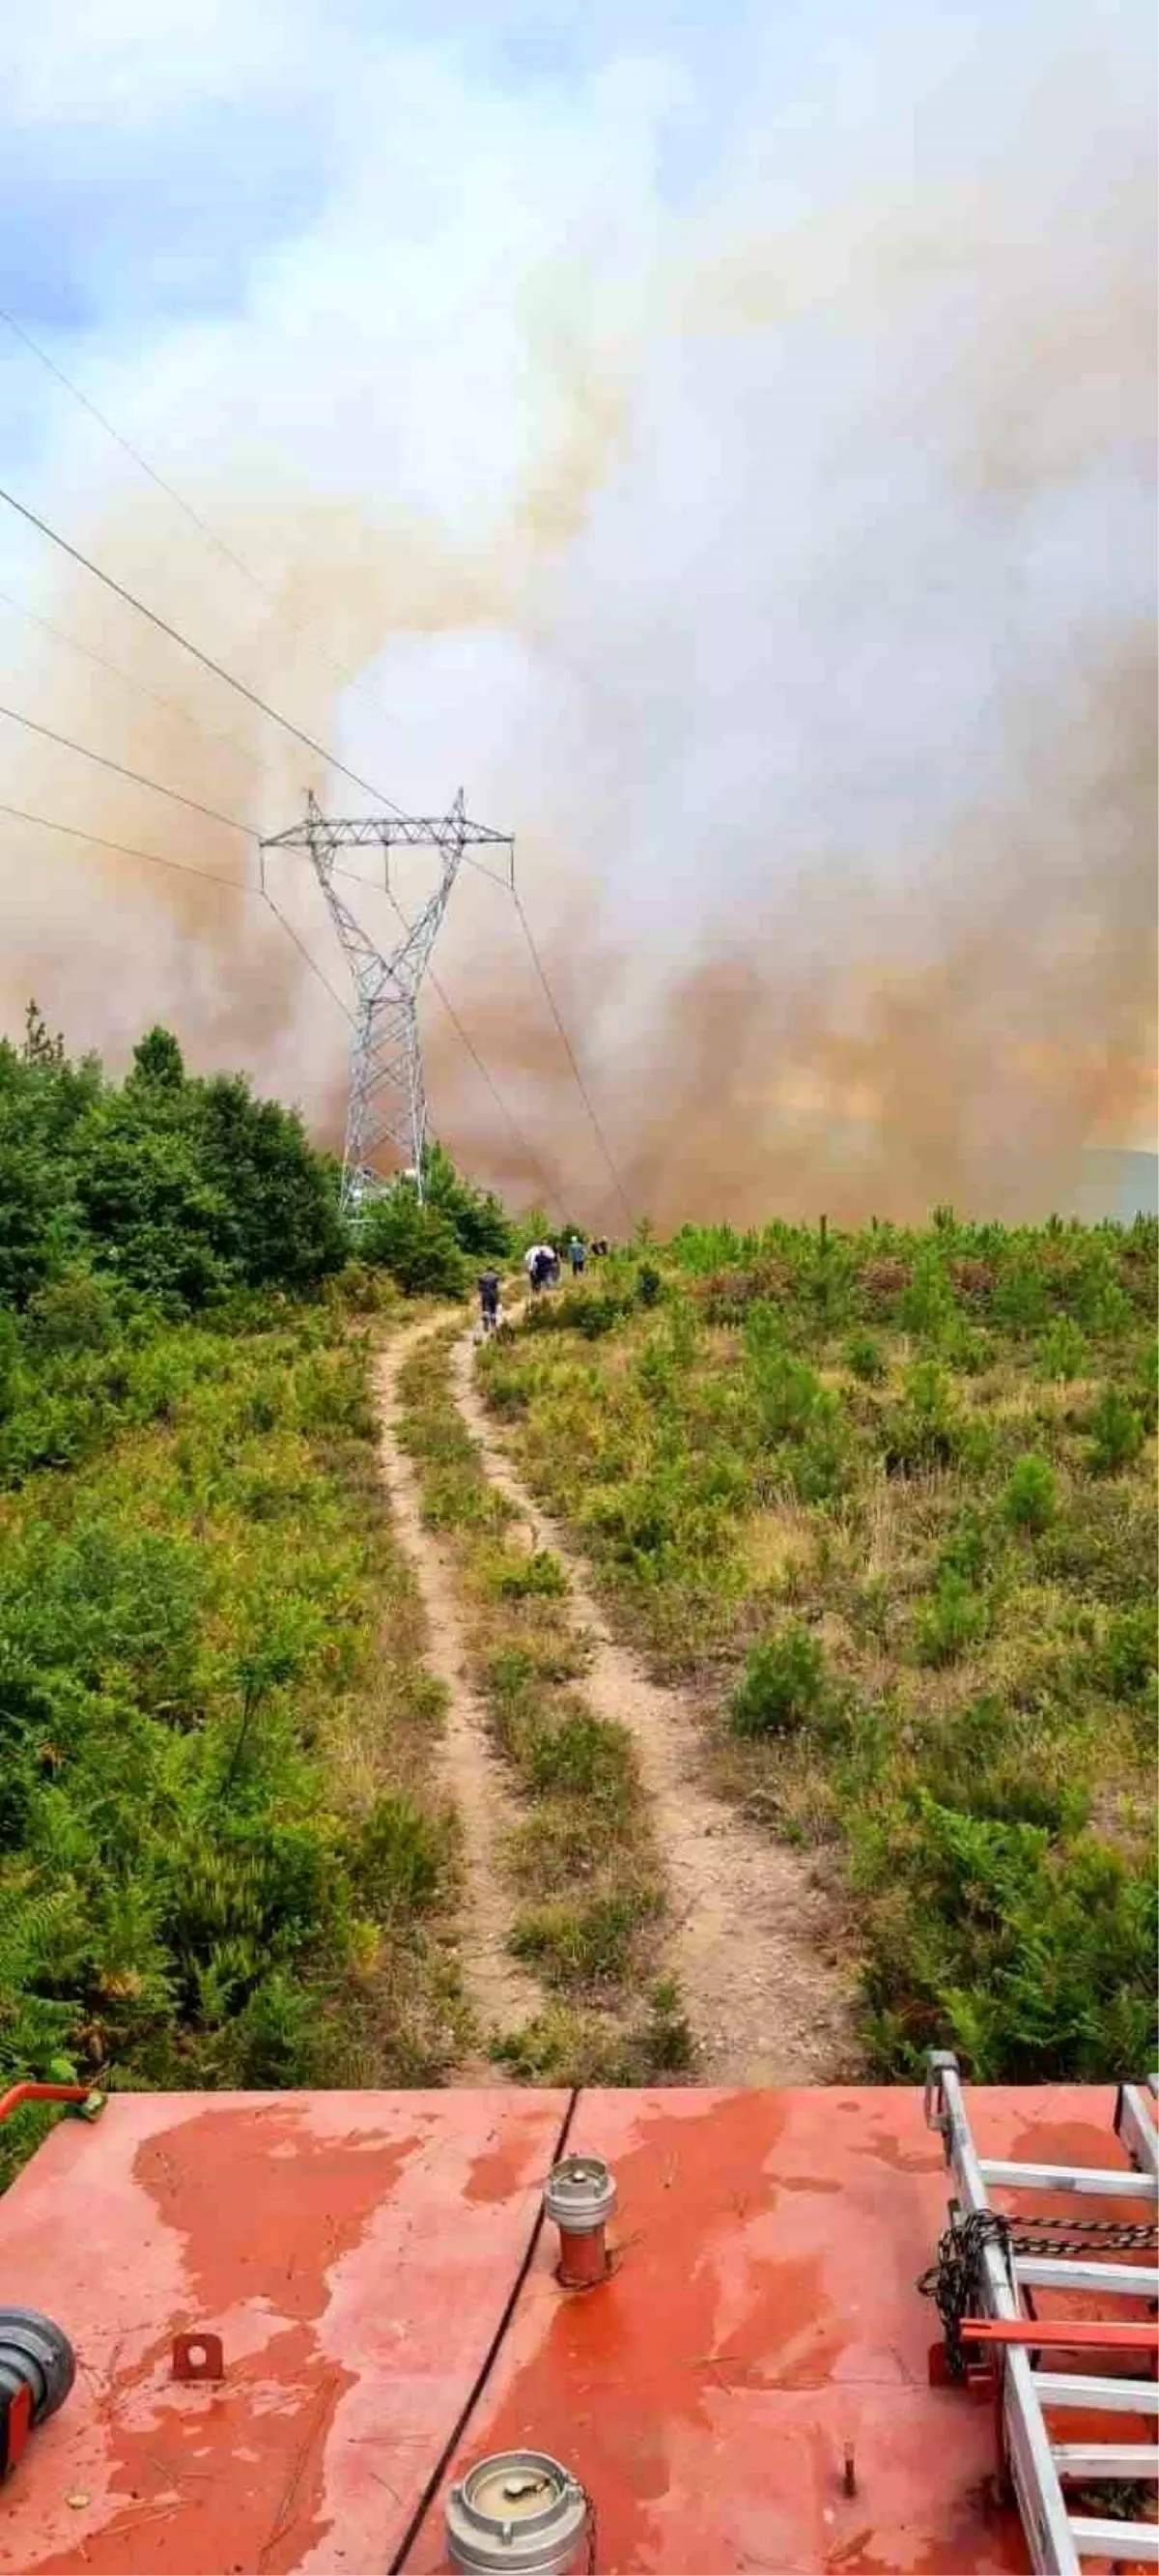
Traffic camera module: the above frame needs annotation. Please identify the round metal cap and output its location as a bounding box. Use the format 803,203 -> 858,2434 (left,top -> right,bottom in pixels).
543,2153 -> 616,2235
445,2450 -> 587,2575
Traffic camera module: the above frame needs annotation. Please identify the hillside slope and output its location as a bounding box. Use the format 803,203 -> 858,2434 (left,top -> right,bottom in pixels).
475,1216 -> 1157,2078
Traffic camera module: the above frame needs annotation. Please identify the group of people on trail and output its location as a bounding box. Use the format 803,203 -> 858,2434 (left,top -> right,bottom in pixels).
476,1233 -> 608,1333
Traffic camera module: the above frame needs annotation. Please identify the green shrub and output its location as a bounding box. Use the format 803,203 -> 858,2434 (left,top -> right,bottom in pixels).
491,1549 -> 569,1600
856,1795 -> 1156,2080
1002,1452 -> 1058,1533
844,1331 -> 887,1383
729,1623 -> 831,1736
914,1571 -> 988,1667
1087,1605 -> 1157,1705
511,1887 -> 662,1988
523,1712 -> 635,1803
938,1505 -> 999,1586
1036,1316 -> 1088,1381
882,1361 -> 963,1473
353,1794 -> 448,1919
359,1189 -> 468,1298
1087,1386 -> 1145,1475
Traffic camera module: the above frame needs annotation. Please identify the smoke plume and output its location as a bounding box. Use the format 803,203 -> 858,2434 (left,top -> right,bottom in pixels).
1,3 -> 1154,1224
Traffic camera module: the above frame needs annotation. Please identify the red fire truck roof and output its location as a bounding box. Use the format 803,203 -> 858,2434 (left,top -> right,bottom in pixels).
0,2080 -> 1150,2574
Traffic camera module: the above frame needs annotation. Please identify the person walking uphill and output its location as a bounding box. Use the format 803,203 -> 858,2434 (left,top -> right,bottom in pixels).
478,1266 -> 500,1331
567,1233 -> 586,1276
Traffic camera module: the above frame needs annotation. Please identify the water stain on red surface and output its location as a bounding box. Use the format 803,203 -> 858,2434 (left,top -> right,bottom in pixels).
712,2251 -> 841,2389
856,2130 -> 944,2176
463,2112 -> 562,2206
32,2103 -> 422,2576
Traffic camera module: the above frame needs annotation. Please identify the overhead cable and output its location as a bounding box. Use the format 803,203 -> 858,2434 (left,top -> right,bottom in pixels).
0,480 -> 409,816
511,888 -> 635,1228
0,796 -> 352,1022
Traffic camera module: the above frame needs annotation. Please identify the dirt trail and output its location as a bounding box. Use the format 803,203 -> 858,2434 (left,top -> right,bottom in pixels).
373,1320 -> 543,2073
451,1329 -> 856,2085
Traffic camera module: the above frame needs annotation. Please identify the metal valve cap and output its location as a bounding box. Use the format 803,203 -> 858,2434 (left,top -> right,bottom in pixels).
543,2153 -> 616,2235
446,2449 -> 588,2575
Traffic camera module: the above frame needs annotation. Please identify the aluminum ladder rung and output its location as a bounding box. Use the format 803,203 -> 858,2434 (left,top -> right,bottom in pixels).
980,2157 -> 1158,2199
1035,2372 -> 1159,2416
1068,2518 -> 1159,2563
1117,2081 -> 1159,2183
1014,2255 -> 1159,2298
1054,2444 -> 1158,2478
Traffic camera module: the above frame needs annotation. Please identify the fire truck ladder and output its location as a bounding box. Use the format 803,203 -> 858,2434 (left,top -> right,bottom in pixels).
923,2050 -> 1158,2575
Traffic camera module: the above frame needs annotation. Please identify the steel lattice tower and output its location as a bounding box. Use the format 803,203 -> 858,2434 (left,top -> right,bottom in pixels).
261,789 -> 513,1211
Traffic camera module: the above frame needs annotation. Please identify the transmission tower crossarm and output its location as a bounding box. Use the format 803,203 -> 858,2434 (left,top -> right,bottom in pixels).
261,804 -> 514,854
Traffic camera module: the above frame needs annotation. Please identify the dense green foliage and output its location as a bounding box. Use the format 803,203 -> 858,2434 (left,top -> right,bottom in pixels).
1,1006 -> 346,1316
480,1211 -> 1157,2080
356,1142 -> 511,1295
0,1015 -> 470,2186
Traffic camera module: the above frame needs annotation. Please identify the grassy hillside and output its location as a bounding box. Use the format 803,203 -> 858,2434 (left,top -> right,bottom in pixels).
0,1012 -> 485,2185
478,1216 -> 1157,2079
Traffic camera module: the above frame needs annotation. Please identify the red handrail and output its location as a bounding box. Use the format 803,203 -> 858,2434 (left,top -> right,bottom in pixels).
0,2081 -> 97,2126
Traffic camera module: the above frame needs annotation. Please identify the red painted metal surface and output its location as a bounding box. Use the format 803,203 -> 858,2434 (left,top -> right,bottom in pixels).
0,2081 -> 1151,2574
403,2084 -> 1149,2576
0,2087 -> 568,2575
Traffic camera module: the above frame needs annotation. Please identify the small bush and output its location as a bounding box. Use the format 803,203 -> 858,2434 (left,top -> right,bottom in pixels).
523,1712 -> 635,1803
938,1505 -> 1000,1587
491,1548 -> 569,1600
1087,1605 -> 1157,1705
643,1977 -> 694,2072
359,1189 -> 468,1298
914,1570 -> 988,1667
1087,1387 -> 1144,1476
729,1623 -> 830,1736
882,1361 -> 963,1473
511,1887 -> 662,1988
353,1793 -> 448,1919
1002,1452 -> 1058,1534
844,1331 -> 886,1383
1037,1316 -> 1088,1382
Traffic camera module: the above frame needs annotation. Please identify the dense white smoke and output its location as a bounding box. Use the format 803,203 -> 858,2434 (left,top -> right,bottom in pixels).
0,0 -> 1154,1220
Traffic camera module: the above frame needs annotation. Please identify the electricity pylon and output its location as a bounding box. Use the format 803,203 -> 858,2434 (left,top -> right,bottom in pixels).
261,789 -> 514,1211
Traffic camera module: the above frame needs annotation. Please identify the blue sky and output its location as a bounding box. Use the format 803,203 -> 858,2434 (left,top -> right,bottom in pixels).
0,0 -> 1153,1213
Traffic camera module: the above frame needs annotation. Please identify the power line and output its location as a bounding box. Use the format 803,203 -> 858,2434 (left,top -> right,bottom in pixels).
376,870 -> 563,1216
0,336 -> 517,901
0,480 -> 410,819
0,796 -> 352,1023
0,340 -> 607,1200
0,483 -> 587,1215
0,582 -> 272,779
0,615 -> 499,899
510,888 -> 635,1228
260,886 -> 353,1022
0,701 -> 255,837
424,971 -> 565,1217
0,304 -> 269,600
0,793 -> 563,1202
0,303 -> 412,764
0,796 -> 253,893
0,705 -> 543,1159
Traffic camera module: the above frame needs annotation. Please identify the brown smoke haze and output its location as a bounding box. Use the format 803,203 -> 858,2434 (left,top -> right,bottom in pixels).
1,11 -> 1154,1227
